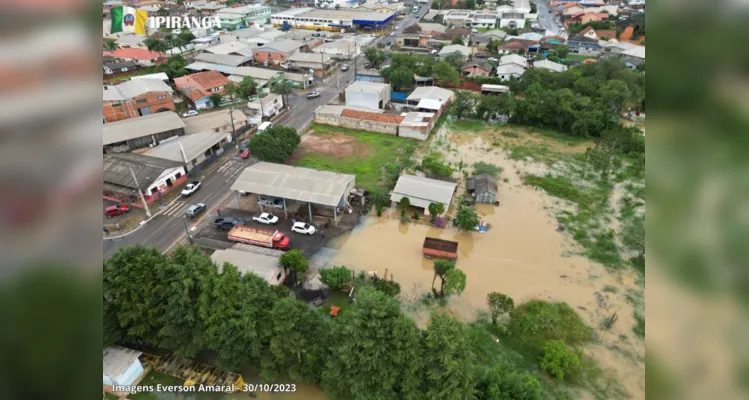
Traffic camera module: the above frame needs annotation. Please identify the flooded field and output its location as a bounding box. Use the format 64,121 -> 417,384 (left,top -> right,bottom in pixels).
310,123 -> 645,399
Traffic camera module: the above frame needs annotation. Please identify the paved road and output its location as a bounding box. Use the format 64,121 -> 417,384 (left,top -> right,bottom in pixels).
103,154 -> 255,258
379,1 -> 433,46
533,0 -> 563,35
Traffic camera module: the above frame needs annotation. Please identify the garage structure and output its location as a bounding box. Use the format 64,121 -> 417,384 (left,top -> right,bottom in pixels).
230,162 -> 355,225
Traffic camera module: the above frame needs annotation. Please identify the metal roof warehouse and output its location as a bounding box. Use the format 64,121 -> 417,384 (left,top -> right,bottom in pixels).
103,111 -> 185,146
230,162 -> 355,223
390,174 -> 457,213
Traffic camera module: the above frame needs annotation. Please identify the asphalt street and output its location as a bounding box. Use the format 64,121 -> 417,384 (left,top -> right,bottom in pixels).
379,2 -> 433,46
533,0 -> 563,35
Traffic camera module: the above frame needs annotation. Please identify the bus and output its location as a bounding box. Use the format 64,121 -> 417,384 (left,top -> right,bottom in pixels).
481,84 -> 510,95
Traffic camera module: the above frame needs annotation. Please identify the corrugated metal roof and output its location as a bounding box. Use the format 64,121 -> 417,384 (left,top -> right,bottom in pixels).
103,111 -> 185,145
103,153 -> 184,191
194,52 -> 252,67
103,346 -> 141,378
230,162 -> 355,207
416,98 -> 442,111
103,79 -> 172,101
406,86 -> 454,103
211,248 -> 283,284
390,174 -> 456,209
144,130 -> 228,163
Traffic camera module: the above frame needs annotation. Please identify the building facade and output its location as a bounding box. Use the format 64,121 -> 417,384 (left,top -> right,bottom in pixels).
103,80 -> 175,123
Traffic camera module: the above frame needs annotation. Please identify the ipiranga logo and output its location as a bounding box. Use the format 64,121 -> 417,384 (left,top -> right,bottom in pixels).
110,6 -> 221,34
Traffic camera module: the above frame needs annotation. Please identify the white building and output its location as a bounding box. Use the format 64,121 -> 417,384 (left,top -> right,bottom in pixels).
312,41 -> 360,59
345,81 -> 391,110
496,63 -> 526,81
499,0 -> 532,29
532,59 -> 568,72
390,175 -> 457,216
103,346 -> 144,388
438,44 -> 472,59
499,54 -> 528,68
247,93 -> 285,124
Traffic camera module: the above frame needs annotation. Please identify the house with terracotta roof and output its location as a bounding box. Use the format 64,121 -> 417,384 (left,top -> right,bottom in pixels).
580,26 -> 598,39
174,71 -> 233,110
496,38 -> 539,55
103,48 -> 166,67
103,79 -> 175,123
462,61 -> 493,78
619,26 -> 635,42
570,12 -> 609,24
594,30 -> 617,40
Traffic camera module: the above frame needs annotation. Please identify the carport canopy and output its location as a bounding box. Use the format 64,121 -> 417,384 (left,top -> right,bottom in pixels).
230,162 -> 356,207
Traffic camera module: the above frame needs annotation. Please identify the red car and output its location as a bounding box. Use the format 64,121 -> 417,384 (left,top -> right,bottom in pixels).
104,204 -> 130,218
240,148 -> 251,159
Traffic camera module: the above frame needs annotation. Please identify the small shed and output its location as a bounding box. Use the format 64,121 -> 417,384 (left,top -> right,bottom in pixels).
466,174 -> 498,204
103,346 -> 144,387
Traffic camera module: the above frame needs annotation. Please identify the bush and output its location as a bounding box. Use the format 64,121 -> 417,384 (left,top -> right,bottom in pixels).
411,211 -> 420,220
373,279 -> 401,297
320,266 -> 351,291
398,196 -> 411,210
248,126 -> 301,163
473,162 -> 503,177
539,340 -> 582,380
506,300 -> 593,356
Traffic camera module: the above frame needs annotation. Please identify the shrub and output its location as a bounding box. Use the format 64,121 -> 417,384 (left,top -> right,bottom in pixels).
398,196 -> 411,210
320,266 -> 351,291
373,279 -> 401,297
506,300 -> 593,356
473,162 -> 503,177
539,340 -> 582,380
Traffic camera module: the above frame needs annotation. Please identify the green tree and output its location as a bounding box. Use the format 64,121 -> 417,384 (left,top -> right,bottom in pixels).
473,162 -> 503,177
279,249 -> 308,283
247,125 -> 300,163
421,313 -> 475,399
156,54 -> 189,79
449,90 -> 476,119
476,93 -> 514,120
321,288 -> 424,400
421,152 -> 454,177
373,279 -> 401,297
104,246 -> 171,346
428,202 -> 445,219
443,268 -> 467,296
208,93 -> 223,108
451,36 -> 465,45
555,45 -> 569,59
155,246 -> 216,357
432,259 -> 454,297
369,186 -> 391,216
261,297 -> 324,383
539,340 -> 582,380
599,79 -> 632,112
475,365 -> 541,400
398,196 -> 411,210
455,204 -> 479,231
198,264 -> 276,368
103,38 -> 119,52
387,67 -> 414,91
506,300 -> 593,356
432,61 -> 460,86
235,75 -> 259,99
487,292 -> 515,325
445,51 -> 466,69
363,46 -> 386,69
319,266 -> 351,291
144,37 -> 169,53
271,79 -> 293,108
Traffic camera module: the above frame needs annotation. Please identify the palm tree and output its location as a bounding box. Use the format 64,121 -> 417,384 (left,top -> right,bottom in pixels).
103,39 -> 120,52
270,79 -> 293,109
144,37 -> 169,54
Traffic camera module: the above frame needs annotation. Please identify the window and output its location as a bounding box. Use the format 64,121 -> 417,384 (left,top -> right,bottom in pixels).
156,95 -> 167,100
135,99 -> 148,104
276,272 -> 283,281
111,102 -> 122,108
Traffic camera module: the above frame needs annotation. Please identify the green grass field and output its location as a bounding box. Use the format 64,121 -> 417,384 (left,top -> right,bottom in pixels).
566,54 -> 597,62
295,124 -> 418,190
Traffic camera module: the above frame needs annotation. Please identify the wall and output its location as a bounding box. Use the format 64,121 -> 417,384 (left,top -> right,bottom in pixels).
103,91 -> 175,123
314,113 -> 398,135
399,125 -> 429,140
345,91 -> 382,110
144,166 -> 187,196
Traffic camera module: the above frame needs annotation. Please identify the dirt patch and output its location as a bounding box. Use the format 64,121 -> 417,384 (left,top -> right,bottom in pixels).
290,131 -> 371,163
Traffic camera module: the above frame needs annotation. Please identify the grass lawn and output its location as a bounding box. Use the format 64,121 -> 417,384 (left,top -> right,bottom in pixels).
295,123 -> 419,191
566,54 -> 597,62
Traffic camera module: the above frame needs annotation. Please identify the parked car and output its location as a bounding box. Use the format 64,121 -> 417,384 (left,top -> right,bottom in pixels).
240,139 -> 250,150
487,57 -> 498,62
185,203 -> 206,218
341,64 -> 349,71
280,62 -> 290,69
307,91 -> 321,99
213,217 -> 245,230
258,197 -> 284,209
104,204 -> 129,218
182,110 -> 198,118
240,148 -> 250,159
253,212 -> 279,225
291,221 -> 316,235
181,181 -> 201,197
390,32 -> 395,36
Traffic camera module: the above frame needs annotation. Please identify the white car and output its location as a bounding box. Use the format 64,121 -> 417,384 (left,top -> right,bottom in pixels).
182,110 -> 198,118
291,221 -> 316,235
390,32 -> 395,36
253,212 -> 279,225
181,181 -> 201,197
487,57 -> 498,62
395,25 -> 400,30
258,197 -> 284,209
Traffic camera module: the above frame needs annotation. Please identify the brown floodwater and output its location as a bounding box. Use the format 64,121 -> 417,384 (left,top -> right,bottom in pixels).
311,126 -> 646,399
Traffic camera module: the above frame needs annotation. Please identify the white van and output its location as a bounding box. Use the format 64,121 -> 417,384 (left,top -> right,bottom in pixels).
257,121 -> 272,134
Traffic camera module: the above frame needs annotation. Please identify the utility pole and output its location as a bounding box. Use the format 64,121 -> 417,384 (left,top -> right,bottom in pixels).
128,166 -> 152,218
228,88 -> 237,144
182,218 -> 193,244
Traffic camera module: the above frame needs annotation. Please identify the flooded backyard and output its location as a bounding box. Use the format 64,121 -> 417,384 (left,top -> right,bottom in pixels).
310,124 -> 646,399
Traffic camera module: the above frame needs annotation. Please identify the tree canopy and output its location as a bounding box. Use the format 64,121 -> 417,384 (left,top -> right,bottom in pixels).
234,76 -> 258,99
363,46 -> 385,69
247,125 -> 300,163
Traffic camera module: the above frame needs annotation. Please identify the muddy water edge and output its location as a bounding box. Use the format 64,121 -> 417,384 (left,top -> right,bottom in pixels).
313,124 -> 645,399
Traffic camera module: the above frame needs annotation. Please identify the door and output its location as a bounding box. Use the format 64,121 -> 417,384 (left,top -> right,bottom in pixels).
138,107 -> 152,116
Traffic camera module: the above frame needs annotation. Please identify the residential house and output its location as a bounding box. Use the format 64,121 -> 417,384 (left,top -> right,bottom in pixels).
570,12 -> 609,24
543,35 -> 567,45
432,28 -> 471,44
567,35 -> 603,54
193,52 -> 253,67
532,59 -> 568,72
466,174 -> 498,204
247,93 -> 284,124
496,63 -> 526,81
311,41 -> 359,59
563,4 -> 585,15
102,60 -> 144,77
478,29 -> 508,41
102,48 -> 165,67
516,32 -> 544,42
185,62 -> 285,91
215,5 -> 272,29
418,23 -> 447,34
500,12 -> 527,29
399,112 -> 437,141
579,26 -> 598,39
594,30 -> 617,40
287,52 -> 334,74
496,38 -> 539,54
499,54 -> 528,68
345,81 -> 391,110
130,72 -> 169,82
103,79 -> 175,123
144,130 -> 233,169
405,86 -> 455,112
438,44 -> 471,59
390,175 -> 456,216
253,39 -> 306,64
396,32 -> 432,49
174,71 -> 233,110
103,152 -> 187,202
461,61 -> 492,77
202,42 -> 258,58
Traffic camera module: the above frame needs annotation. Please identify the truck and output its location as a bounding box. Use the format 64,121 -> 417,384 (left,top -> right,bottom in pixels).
227,226 -> 291,250
422,237 -> 459,261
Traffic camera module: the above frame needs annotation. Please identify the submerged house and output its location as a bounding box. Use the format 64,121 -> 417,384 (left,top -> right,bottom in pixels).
466,174 -> 498,204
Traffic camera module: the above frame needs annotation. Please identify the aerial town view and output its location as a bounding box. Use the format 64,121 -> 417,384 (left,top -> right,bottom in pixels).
101,0 -> 645,398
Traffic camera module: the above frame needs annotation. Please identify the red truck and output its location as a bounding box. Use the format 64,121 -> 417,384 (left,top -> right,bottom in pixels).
422,237 -> 459,261
227,226 -> 291,250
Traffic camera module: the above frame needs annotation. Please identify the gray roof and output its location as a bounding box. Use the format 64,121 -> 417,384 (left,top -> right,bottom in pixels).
256,39 -> 305,54
103,79 -> 173,101
345,80 -> 389,95
287,52 -> 333,64
230,162 -> 355,207
144,130 -> 229,163
390,174 -> 456,209
194,52 -> 252,67
103,346 -> 141,378
103,111 -> 185,145
202,42 -> 257,57
185,62 -> 282,81
183,108 -> 247,134
211,248 -> 283,284
104,153 -> 185,191
406,86 -> 455,103
467,174 -> 498,195
438,44 -> 471,57
479,30 -> 508,39
104,111 -> 185,146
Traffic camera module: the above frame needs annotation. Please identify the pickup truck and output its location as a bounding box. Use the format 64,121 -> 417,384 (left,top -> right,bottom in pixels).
181,181 -> 201,197
227,226 -> 291,250
213,217 -> 245,231
422,237 -> 459,261
253,212 -> 279,225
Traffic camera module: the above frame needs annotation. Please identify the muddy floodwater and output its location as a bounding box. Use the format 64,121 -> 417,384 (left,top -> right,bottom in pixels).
310,126 -> 645,399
